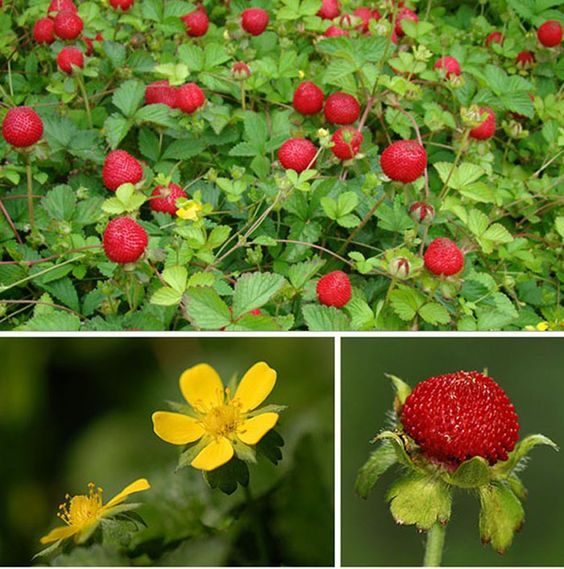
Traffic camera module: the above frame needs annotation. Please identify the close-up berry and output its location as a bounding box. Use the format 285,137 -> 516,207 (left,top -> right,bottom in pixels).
537,20 -> 562,47
330,127 -> 363,160
293,81 -> 324,115
278,138 -> 317,172
103,217 -> 148,264
434,56 -> 461,77
145,80 -> 178,107
150,183 -> 187,214
109,0 -> 134,11
47,0 -> 76,14
102,150 -> 144,191
485,30 -> 503,46
324,25 -> 348,37
33,18 -> 55,44
352,7 -> 380,32
2,106 -> 43,148
241,8 -> 269,36
56,46 -> 84,75
176,83 -> 205,113
231,61 -> 251,80
316,270 -> 351,307
380,140 -> 427,183
423,237 -> 464,276
181,8 -> 209,37
324,92 -> 360,125
516,50 -> 535,67
469,107 -> 496,140
317,0 -> 340,19
53,9 -> 83,40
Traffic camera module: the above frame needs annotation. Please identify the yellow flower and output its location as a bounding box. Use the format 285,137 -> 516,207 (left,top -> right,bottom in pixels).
176,200 -> 202,221
40,479 -> 150,545
152,362 -> 279,472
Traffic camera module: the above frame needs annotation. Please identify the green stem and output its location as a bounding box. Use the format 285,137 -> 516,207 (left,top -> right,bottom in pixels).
243,485 -> 269,565
439,129 -> 469,200
423,523 -> 446,567
240,81 -> 246,111
25,154 -> 36,234
75,75 -> 93,128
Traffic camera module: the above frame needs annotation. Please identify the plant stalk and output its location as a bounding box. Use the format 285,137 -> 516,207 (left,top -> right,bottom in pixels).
25,154 -> 36,234
75,75 -> 93,128
423,522 -> 446,567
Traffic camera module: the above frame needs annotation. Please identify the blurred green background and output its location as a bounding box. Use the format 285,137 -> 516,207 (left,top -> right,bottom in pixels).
342,337 -> 564,567
0,337 -> 334,566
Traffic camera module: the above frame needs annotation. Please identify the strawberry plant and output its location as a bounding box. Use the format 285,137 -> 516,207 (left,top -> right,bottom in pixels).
0,0 -> 562,330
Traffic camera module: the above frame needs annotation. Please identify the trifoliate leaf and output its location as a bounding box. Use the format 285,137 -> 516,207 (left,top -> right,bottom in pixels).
232,272 -> 286,319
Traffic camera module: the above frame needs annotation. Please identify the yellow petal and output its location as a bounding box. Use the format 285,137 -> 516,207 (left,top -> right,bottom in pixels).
40,525 -> 78,544
191,437 -> 234,471
237,412 -> 279,445
103,478 -> 151,510
233,362 -> 277,412
152,411 -> 205,445
180,363 -> 225,412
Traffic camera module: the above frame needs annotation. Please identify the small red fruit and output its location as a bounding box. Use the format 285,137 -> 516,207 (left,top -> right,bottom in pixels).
57,46 -> 84,74
516,50 -> 535,67
352,7 -> 380,32
469,107 -> 496,140
102,150 -> 144,191
181,9 -> 209,37
103,217 -> 148,264
150,183 -> 187,215
485,31 -> 504,46
293,81 -> 324,115
324,92 -> 360,125
278,138 -> 318,172
47,0 -> 77,14
82,36 -> 94,56
394,7 -> 418,36
241,8 -> 269,36
53,9 -> 83,40
324,25 -> 348,37
2,107 -> 43,148
317,0 -> 341,19
537,20 -> 562,47
316,271 -> 352,308
33,18 -> 55,44
331,127 -> 363,160
401,371 -> 520,466
110,0 -> 134,10
434,56 -> 461,77
232,61 -> 251,80
176,83 -> 205,114
145,80 -> 178,108
423,237 -> 464,276
380,140 -> 427,183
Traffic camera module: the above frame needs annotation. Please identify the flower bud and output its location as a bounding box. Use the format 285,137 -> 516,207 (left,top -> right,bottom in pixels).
409,201 -> 434,224
389,256 -> 411,279
231,61 -> 251,80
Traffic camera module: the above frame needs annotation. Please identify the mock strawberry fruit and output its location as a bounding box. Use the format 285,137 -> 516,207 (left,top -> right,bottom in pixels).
423,237 -> 464,276
324,25 -> 348,37
516,50 -> 535,67
537,20 -> 562,47
316,271 -> 351,308
317,0 -> 340,19
293,81 -> 324,115
53,9 -> 83,40
485,30 -> 504,46
231,61 -> 251,80
181,8 -> 209,37
57,46 -> 84,74
324,92 -> 360,125
394,7 -> 418,36
102,150 -> 143,191
434,56 -> 461,77
352,7 -> 380,32
241,8 -> 269,36
409,201 -> 434,224
150,183 -> 187,214
47,0 -> 76,14
2,106 -> 43,148
469,107 -> 496,140
145,80 -> 178,107
278,138 -> 317,172
401,371 -> 520,466
33,18 -> 55,44
380,140 -> 426,183
331,127 -> 363,160
103,217 -> 148,264
176,83 -> 205,113
110,0 -> 134,10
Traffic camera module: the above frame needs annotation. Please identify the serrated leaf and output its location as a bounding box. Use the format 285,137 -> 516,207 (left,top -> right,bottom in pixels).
356,442 -> 398,499
302,304 -> 351,331
150,287 -> 183,306
104,114 -> 131,149
482,223 -> 513,244
419,302 -> 451,325
232,272 -> 286,319
185,287 -> 231,330
448,456 -> 491,488
162,266 -> 188,293
112,80 -> 145,117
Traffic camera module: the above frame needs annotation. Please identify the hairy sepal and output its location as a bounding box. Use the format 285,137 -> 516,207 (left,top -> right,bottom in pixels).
492,434 -> 558,479
356,441 -> 398,499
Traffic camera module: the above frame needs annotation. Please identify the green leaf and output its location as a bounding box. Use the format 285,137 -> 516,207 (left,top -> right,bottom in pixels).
302,304 -> 351,331
42,185 -> 77,221
232,272 -> 286,319
135,104 -> 178,128
356,442 -> 398,499
448,456 -> 492,488
112,80 -> 145,118
288,257 -> 325,290
482,223 -> 513,244
104,114 -> 132,149
162,137 -> 206,160
204,458 -> 249,495
384,373 -> 412,406
389,286 -> 425,321
256,429 -> 285,465
419,302 -> 451,325
185,287 -> 231,330
150,287 -> 183,306
162,265 -> 188,293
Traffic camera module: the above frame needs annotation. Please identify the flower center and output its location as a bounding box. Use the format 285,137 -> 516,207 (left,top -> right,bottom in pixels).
200,403 -> 242,438
58,483 -> 103,528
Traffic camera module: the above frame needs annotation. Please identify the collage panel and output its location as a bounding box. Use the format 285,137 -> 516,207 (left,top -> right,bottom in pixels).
341,336 -> 564,567
0,336 -> 334,567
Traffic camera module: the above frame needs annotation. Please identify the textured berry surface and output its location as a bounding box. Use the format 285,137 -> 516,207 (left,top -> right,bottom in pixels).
47,0 -> 76,13
176,83 -> 205,113
278,138 -> 317,172
380,140 -> 427,183
424,237 -> 464,276
537,20 -> 562,47
485,31 -> 504,46
317,0 -> 340,19
150,183 -> 187,214
401,371 -> 520,466
331,127 -> 363,160
145,80 -> 178,107
324,92 -> 360,125
516,50 -> 535,66
103,217 -> 148,264
102,150 -> 143,191
316,271 -> 351,308
324,25 -> 348,37
110,0 -> 134,10
469,107 -> 496,140
241,8 -> 269,36
434,56 -> 461,77
53,10 -> 83,39
33,18 -> 55,44
57,46 -> 84,74
2,107 -> 43,148
181,9 -> 209,37
293,81 -> 324,115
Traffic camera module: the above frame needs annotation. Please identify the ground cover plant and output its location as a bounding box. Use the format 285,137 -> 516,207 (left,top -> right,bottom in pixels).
0,0 -> 562,330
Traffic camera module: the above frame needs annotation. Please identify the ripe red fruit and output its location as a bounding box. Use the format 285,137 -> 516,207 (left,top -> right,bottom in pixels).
316,271 -> 352,308
145,80 -> 178,108
352,7 -> 380,32
2,106 -> 43,148
537,20 -> 562,47
401,371 -> 520,466
103,217 -> 148,264
150,183 -> 187,214
293,81 -> 324,115
110,0 -> 134,10
516,50 -> 535,66
469,107 -> 496,140
53,9 -> 83,40
317,0 -> 340,19
324,25 -> 348,37
331,127 -> 363,160
56,46 -> 84,74
241,8 -> 269,36
176,83 -> 205,113
278,138 -> 317,172
324,92 -> 360,125
181,9 -> 209,37
380,140 -> 427,183
33,18 -> 55,44
394,7 -> 418,36
434,56 -> 461,77
423,237 -> 464,276
47,0 -> 77,14
102,150 -> 143,191
409,201 -> 434,224
485,31 -> 504,46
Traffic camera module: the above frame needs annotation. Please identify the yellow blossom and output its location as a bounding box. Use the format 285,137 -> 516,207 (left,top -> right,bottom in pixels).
176,200 -> 202,221
40,479 -> 150,545
152,362 -> 280,472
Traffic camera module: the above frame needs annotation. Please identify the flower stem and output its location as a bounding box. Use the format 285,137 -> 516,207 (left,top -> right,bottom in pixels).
25,154 -> 36,234
423,523 -> 446,567
75,75 -> 93,128
244,485 -> 269,565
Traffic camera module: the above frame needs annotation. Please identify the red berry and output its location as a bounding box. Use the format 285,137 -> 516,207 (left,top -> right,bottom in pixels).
331,127 -> 363,160
423,237 -> 464,276
352,7 -> 380,33
316,271 -> 351,308
33,18 -> 55,44
394,7 -> 418,36
145,80 -> 178,108
2,106 -> 43,148
324,92 -> 360,125
278,138 -> 317,172
241,8 -> 269,36
516,50 -> 535,67
82,35 -> 94,56
103,217 -> 148,264
102,150 -> 143,191
150,183 -> 187,214
317,0 -> 340,19
409,201 -> 434,224
537,20 -> 562,47
57,46 -> 84,74
401,371 -> 520,466
53,9 -> 83,40
324,25 -> 348,37
469,107 -> 496,140
47,0 -> 77,14
232,61 -> 251,80
110,0 -> 134,10
485,31 -> 503,46
176,83 -> 205,113
293,81 -> 324,115
380,140 -> 426,183
181,9 -> 209,37
434,56 -> 461,77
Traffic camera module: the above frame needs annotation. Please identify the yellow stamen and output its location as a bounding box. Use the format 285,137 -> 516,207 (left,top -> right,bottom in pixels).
200,397 -> 242,439
57,483 -> 103,528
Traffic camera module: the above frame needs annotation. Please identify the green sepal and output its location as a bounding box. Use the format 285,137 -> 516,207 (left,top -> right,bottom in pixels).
177,437 -> 209,470
493,434 -> 559,478
166,400 -> 200,419
385,373 -> 412,408
356,442 -> 398,499
373,430 -> 416,468
101,502 -> 143,518
204,458 -> 249,495
478,481 -> 525,554
507,473 -> 527,501
232,438 -> 257,463
33,539 -> 63,559
386,472 -> 452,530
446,456 -> 491,488
246,404 -> 287,417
